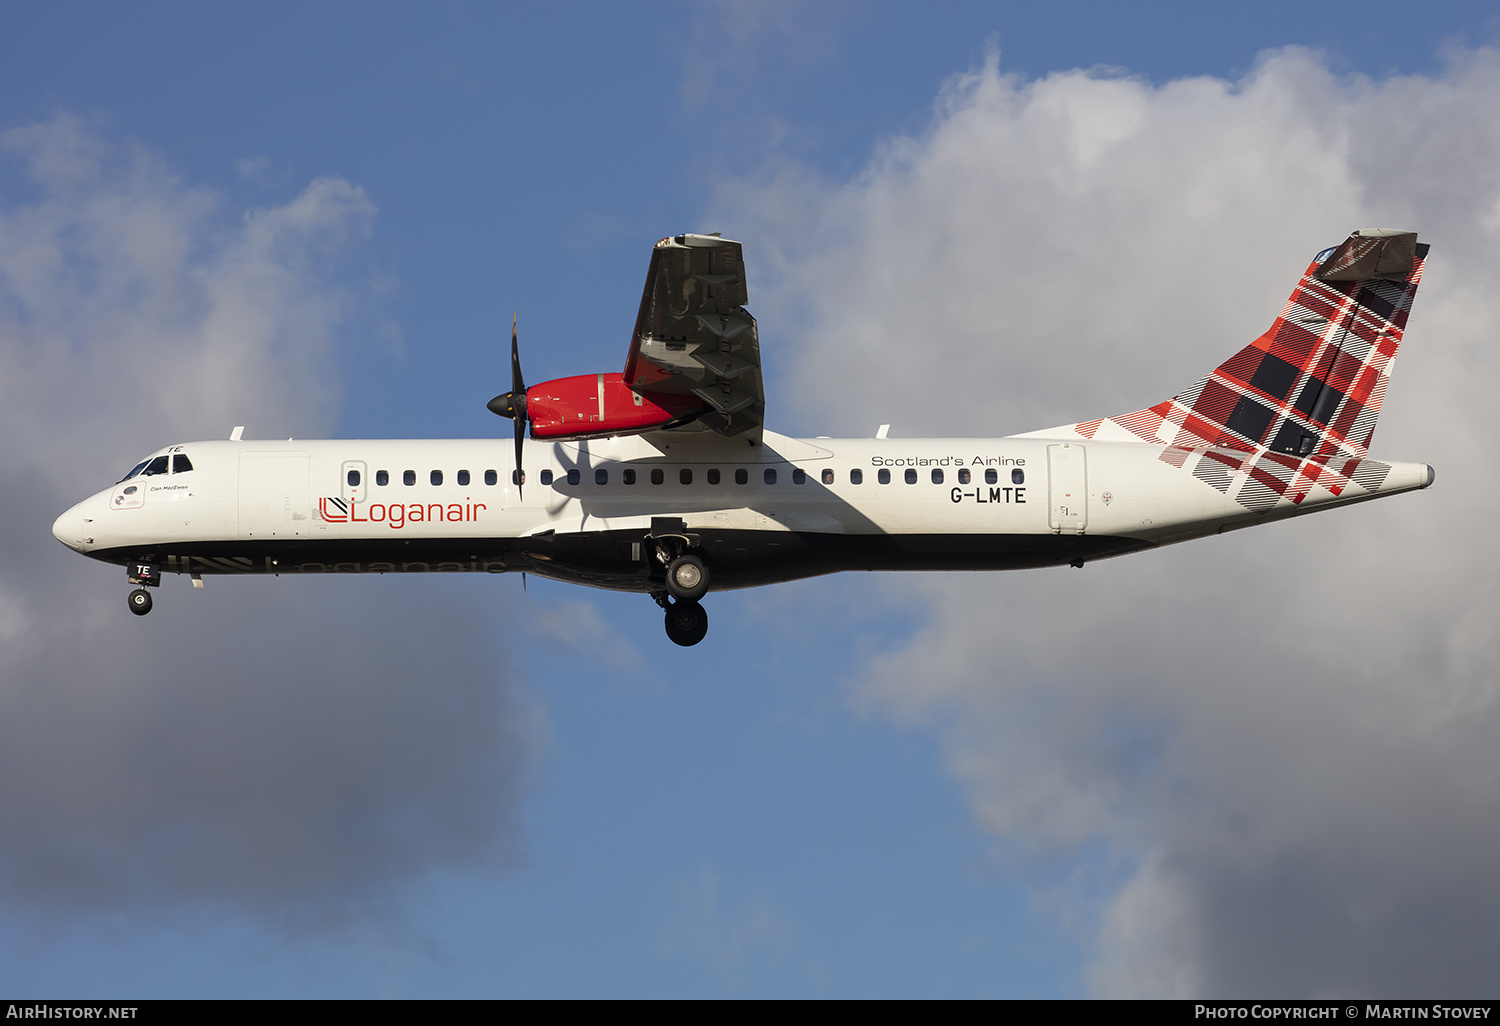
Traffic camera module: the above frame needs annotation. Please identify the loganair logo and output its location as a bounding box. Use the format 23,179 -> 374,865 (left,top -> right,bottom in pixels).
319,496 -> 487,530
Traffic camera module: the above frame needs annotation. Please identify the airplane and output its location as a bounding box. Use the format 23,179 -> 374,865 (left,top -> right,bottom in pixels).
52,228 -> 1434,646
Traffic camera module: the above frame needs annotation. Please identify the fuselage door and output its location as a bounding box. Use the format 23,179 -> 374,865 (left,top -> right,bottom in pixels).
341,460 -> 367,506
1047,443 -> 1087,534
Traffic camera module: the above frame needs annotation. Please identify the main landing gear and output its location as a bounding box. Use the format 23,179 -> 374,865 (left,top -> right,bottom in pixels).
661,595 -> 709,647
665,553 -> 708,601
647,519 -> 711,646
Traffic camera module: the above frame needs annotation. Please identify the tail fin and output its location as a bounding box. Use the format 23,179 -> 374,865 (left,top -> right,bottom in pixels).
1070,229 -> 1427,461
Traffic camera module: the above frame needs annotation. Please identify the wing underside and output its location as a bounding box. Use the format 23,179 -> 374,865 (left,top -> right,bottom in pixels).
624,234 -> 765,444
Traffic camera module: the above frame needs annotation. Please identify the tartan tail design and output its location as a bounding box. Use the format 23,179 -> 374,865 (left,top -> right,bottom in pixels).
1069,229 -> 1427,512
1083,230 -> 1426,460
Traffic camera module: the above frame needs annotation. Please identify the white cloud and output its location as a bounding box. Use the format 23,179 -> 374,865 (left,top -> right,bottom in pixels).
234,155 -> 272,182
528,596 -> 648,671
0,117 -> 535,927
723,47 -> 1500,995
0,116 -> 372,482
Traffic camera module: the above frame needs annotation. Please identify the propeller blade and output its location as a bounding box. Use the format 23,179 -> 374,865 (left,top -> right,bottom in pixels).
486,314 -> 528,498
511,314 -> 524,499
511,312 -> 525,395
514,409 -> 525,500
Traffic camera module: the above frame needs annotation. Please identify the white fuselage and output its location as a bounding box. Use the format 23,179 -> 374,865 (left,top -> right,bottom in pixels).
52,430 -> 1433,591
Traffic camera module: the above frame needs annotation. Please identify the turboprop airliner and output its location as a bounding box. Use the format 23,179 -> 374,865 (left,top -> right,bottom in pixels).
52,229 -> 1434,645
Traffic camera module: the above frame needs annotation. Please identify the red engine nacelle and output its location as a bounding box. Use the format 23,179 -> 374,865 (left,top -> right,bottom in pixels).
525,373 -> 706,440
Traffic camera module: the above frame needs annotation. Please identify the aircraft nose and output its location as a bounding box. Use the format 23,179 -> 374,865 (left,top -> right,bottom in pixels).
52,501 -> 95,553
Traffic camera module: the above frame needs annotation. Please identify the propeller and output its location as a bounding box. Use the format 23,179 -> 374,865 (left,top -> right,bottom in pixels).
487,313 -> 527,498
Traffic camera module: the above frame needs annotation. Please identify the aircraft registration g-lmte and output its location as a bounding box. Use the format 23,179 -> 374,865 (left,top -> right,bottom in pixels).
53,229 -> 1434,646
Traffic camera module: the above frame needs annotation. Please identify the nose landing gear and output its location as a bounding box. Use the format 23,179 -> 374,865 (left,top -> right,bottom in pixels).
127,561 -> 160,616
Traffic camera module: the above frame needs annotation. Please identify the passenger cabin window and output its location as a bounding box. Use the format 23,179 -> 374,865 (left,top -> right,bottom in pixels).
985,468 -> 998,485
540,469 -> 554,485
822,469 -> 834,485
707,469 -> 720,485
850,469 -> 863,485
651,469 -> 664,485
377,470 -> 389,486
566,469 -> 580,485
905,469 -> 917,484
513,470 -> 526,485
792,468 -> 806,484
735,469 -> 748,485
144,456 -> 170,476
764,468 -> 777,485
931,469 -> 943,484
347,469 -> 360,487
878,469 -> 891,484
485,470 -> 497,486
457,470 -> 470,486
680,469 -> 693,485
404,470 -> 416,486
595,468 -> 608,485
958,468 -> 970,484
623,468 -> 637,485
1012,468 -> 1025,485
173,455 -> 194,474
431,470 -> 443,486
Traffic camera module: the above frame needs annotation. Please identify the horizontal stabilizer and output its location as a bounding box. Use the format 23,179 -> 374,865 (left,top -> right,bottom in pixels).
1315,228 -> 1417,282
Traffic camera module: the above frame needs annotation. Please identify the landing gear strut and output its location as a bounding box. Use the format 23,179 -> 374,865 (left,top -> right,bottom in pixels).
646,518 -> 712,645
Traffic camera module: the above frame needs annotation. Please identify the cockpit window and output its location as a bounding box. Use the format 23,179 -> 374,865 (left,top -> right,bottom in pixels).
143,456 -> 170,476
119,459 -> 150,483
172,454 -> 193,474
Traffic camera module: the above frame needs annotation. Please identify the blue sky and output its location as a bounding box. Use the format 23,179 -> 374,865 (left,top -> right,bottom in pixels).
4,1 -> 1500,998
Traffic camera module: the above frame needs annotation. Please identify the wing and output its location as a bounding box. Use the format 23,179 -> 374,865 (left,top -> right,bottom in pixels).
623,233 -> 765,443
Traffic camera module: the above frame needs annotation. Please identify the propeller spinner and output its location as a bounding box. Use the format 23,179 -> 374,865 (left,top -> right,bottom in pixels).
487,314 -> 527,497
